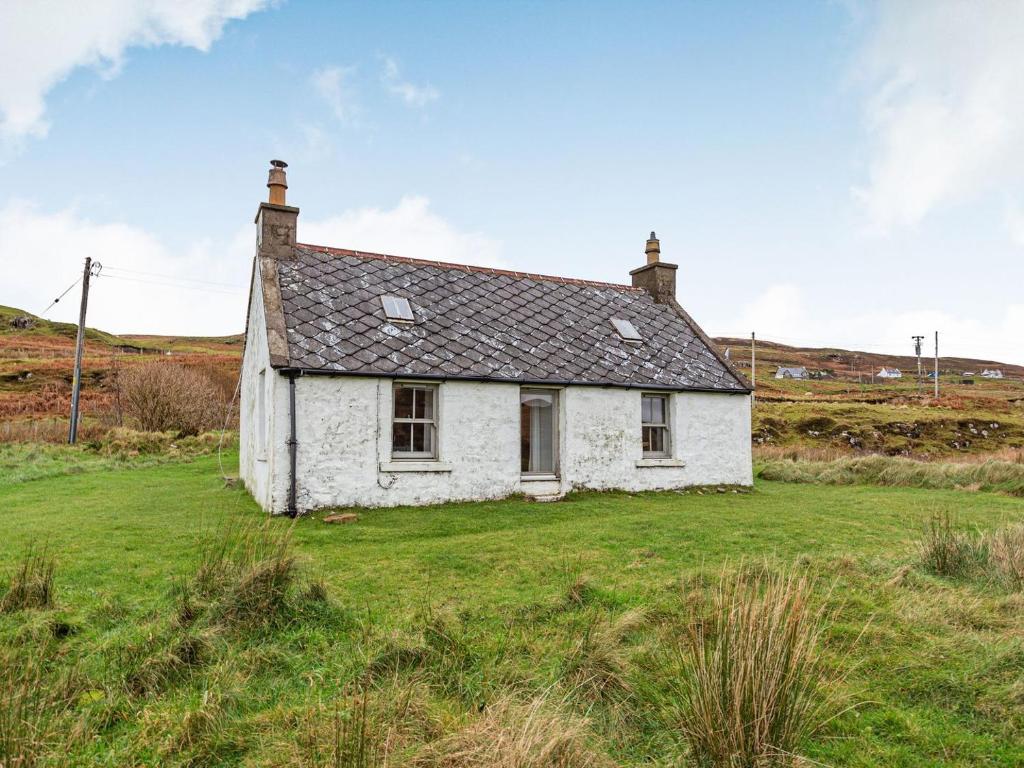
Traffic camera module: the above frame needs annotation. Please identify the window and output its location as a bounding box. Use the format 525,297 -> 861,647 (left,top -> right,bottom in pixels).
641,394 -> 670,457
381,295 -> 414,322
256,369 -> 266,457
610,317 -> 642,342
392,383 -> 437,458
520,389 -> 558,475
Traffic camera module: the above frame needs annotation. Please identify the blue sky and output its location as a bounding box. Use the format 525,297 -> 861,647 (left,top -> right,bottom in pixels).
2,1 -> 1022,363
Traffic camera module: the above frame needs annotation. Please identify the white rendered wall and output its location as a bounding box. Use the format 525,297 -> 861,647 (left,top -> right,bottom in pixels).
284,376 -> 752,511
239,265 -> 290,512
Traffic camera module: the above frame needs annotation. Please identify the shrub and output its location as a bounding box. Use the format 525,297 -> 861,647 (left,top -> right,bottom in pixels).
667,567 -> 839,767
918,512 -> 982,578
120,362 -> 224,436
986,524 -> 1024,590
0,544 -> 56,613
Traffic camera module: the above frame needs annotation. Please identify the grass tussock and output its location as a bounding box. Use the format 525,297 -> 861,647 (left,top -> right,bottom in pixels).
986,523 -> 1024,590
187,515 -> 297,630
408,695 -> 612,768
0,543 -> 55,613
300,686 -> 382,768
918,512 -> 984,578
758,454 -> 1024,495
561,609 -> 647,701
666,567 -> 843,767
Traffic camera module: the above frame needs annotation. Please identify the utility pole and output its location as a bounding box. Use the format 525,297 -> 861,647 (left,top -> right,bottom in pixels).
912,335 -> 924,396
750,331 -> 756,408
934,331 -> 939,398
68,257 -> 99,444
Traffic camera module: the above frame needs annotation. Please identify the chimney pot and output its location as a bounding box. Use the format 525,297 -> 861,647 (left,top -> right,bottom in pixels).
645,231 -> 661,264
267,159 -> 288,205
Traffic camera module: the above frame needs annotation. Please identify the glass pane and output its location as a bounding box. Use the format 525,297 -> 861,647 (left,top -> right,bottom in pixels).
641,396 -> 652,424
413,387 -> 433,419
520,389 -> 555,474
394,386 -> 414,418
650,396 -> 665,424
643,426 -> 666,454
392,421 -> 411,453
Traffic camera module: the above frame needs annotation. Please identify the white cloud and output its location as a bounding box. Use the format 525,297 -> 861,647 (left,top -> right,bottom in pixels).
301,196 -> 503,267
311,65 -> 359,123
0,196 -> 503,335
1005,202 -> 1024,248
726,284 -> 1024,365
852,1 -> 1024,232
734,284 -> 805,341
381,57 -> 439,107
0,0 -> 271,154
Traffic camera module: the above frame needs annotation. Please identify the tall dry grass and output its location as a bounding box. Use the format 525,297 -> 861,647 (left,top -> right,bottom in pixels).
408,694 -> 612,768
0,654 -> 68,768
667,568 -> 844,767
986,524 -> 1024,590
758,454 -> 1024,496
0,544 -> 56,613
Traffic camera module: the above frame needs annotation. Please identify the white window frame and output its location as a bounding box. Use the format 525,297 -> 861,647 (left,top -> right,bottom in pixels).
520,387 -> 560,478
641,392 -> 671,458
391,382 -> 439,460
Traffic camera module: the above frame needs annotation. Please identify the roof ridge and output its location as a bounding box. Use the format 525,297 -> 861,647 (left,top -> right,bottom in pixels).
295,242 -> 643,292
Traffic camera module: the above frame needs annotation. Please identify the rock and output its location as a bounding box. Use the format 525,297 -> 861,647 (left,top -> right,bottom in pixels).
324,513 -> 358,524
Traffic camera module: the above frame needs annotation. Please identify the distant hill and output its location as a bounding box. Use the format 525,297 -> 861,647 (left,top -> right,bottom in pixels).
713,337 -> 1023,380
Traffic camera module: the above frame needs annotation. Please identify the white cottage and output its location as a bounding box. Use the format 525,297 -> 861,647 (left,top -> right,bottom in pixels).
240,162 -> 752,514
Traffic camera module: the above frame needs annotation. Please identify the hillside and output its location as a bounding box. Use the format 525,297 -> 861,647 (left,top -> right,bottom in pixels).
0,306 -> 241,439
1,304 -> 1022,457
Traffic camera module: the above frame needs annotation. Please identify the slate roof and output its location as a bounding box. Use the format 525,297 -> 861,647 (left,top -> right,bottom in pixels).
272,244 -> 749,392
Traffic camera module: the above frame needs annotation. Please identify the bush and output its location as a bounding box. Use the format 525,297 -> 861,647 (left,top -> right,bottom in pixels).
667,567 -> 839,767
120,362 -> 224,436
0,544 -> 56,613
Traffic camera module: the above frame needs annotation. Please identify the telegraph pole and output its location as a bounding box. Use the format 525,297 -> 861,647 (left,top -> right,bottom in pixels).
750,331 -> 756,407
912,335 -> 924,396
934,331 -> 939,398
68,257 -> 97,444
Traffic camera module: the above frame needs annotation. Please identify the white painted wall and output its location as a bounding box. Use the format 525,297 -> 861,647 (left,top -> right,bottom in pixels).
239,264 -> 290,511
242,371 -> 752,512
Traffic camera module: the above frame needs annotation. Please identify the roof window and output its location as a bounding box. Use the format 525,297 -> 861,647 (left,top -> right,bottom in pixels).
381,295 -> 414,322
610,317 -> 642,342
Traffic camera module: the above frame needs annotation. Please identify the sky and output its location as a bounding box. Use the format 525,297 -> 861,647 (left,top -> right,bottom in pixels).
1,0 -> 1022,364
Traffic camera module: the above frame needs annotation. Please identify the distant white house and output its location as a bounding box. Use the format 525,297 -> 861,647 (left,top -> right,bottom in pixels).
775,366 -> 809,380
877,367 -> 902,379
981,369 -> 1004,379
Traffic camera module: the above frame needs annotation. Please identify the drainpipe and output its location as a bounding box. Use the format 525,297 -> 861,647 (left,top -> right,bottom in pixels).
286,370 -> 299,518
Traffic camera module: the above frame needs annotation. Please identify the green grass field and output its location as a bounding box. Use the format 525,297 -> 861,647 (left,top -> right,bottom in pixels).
2,453 -> 1024,766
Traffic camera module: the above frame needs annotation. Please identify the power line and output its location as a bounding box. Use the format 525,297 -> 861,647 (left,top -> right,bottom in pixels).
39,276 -> 83,317
100,273 -> 244,296
102,265 -> 245,289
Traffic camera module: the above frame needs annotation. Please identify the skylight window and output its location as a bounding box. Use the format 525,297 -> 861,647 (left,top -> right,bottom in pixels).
381,295 -> 414,322
611,317 -> 642,342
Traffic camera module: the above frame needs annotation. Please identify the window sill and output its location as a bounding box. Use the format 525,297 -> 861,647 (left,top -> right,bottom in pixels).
379,461 -> 452,473
521,474 -> 559,482
636,458 -> 686,468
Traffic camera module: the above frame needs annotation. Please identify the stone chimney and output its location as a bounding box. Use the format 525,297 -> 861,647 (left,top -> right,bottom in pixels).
255,159 -> 299,260
630,231 -> 677,304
